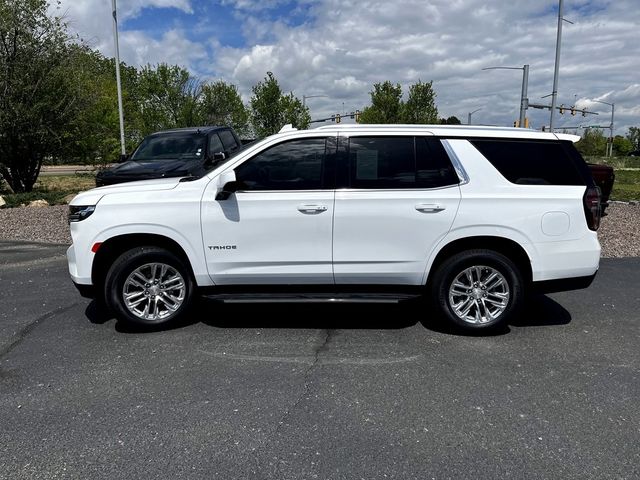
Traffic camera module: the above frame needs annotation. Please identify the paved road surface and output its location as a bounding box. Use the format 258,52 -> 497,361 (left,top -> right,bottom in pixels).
1,241 -> 638,479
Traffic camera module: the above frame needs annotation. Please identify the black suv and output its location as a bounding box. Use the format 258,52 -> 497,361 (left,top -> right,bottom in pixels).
95,126 -> 242,187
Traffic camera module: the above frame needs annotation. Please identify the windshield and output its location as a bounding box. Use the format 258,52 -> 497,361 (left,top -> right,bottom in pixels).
131,133 -> 206,161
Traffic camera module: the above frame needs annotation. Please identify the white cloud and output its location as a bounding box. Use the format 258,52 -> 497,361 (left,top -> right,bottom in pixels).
120,29 -> 207,68
53,0 -> 194,57
55,0 -> 640,133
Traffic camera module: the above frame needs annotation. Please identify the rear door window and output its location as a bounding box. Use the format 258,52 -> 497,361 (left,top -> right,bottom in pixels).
470,139 -> 586,185
347,136 -> 458,189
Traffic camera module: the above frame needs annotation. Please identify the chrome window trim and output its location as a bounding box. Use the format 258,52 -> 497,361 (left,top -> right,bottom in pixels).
335,185 -> 459,193
441,139 -> 470,185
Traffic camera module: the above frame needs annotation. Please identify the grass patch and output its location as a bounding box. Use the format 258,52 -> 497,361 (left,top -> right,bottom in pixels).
0,174 -> 96,208
610,169 -> 640,202
586,156 -> 640,169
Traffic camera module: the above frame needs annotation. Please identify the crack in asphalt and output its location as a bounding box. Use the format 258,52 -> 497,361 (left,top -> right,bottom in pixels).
0,302 -> 80,361
273,329 -> 333,434
199,329 -> 335,478
265,328 -> 333,478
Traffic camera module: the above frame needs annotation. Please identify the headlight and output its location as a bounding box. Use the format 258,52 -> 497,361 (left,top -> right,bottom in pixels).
68,205 -> 96,222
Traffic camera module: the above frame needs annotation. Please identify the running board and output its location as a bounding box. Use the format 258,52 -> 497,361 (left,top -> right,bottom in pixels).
202,292 -> 422,304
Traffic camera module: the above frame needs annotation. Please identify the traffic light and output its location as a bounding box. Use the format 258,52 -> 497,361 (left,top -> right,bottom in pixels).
571,106 -> 576,116
355,110 -> 361,123
335,114 -> 341,124
331,115 -> 335,122
513,120 -> 520,128
582,110 -> 586,117
559,104 -> 565,115
524,118 -> 529,128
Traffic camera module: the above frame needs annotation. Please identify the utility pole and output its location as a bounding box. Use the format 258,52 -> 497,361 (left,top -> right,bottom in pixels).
520,65 -> 529,127
550,0 -> 573,132
112,0 -> 126,157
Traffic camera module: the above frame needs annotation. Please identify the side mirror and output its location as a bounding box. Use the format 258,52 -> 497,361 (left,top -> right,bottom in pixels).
118,154 -> 129,163
215,169 -> 238,200
215,181 -> 246,201
206,152 -> 226,166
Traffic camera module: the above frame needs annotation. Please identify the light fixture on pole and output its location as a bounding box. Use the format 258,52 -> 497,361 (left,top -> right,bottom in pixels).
482,65 -> 529,127
112,0 -> 126,157
467,108 -> 482,125
592,100 -> 615,157
302,94 -> 328,107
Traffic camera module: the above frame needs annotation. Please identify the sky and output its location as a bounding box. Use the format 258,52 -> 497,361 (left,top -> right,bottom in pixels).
52,0 -> 639,134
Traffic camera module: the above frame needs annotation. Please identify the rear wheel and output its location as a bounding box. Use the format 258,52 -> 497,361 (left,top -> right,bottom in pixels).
431,249 -> 524,331
104,246 -> 194,327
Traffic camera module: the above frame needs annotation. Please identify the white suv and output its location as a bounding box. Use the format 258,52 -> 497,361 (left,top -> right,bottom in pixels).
67,124 -> 601,331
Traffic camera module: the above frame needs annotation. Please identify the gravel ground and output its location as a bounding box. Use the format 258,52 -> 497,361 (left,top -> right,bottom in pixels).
0,202 -> 638,257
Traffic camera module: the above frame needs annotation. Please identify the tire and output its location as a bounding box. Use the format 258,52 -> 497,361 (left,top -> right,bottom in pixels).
430,249 -> 524,331
104,246 -> 195,327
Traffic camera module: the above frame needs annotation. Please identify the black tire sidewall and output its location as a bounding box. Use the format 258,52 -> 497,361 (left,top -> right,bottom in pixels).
105,247 -> 194,327
433,250 -> 523,331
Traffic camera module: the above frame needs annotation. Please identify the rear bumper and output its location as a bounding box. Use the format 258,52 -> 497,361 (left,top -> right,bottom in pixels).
532,270 -> 597,294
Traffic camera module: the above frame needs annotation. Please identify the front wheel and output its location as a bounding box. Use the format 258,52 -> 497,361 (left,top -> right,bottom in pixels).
104,246 -> 195,327
430,249 -> 524,331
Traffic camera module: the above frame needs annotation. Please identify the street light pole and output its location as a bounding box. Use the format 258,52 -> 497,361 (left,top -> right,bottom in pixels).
467,108 -> 482,125
112,0 -> 126,156
482,65 -> 529,126
592,100 -> 615,157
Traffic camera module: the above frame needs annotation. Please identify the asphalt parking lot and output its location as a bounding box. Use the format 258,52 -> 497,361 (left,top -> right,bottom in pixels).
1,241 -> 639,479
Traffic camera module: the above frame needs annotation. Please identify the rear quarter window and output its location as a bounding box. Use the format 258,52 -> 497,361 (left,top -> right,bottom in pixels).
470,139 -> 587,186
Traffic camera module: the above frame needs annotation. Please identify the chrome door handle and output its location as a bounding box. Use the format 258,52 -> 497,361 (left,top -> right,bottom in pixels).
415,203 -> 445,213
297,204 -> 328,214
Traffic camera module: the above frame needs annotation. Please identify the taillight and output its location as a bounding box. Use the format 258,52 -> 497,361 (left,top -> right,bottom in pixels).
583,186 -> 601,231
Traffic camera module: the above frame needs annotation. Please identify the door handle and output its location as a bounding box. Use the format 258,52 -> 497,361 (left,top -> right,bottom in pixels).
297,204 -> 328,214
415,203 -> 445,213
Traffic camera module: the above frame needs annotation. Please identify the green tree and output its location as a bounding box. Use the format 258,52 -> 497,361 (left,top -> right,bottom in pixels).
0,0 -> 79,192
626,127 -> 640,150
358,81 -> 404,124
612,135 -> 633,157
199,80 -> 249,137
135,63 -> 201,136
280,93 -> 311,130
576,129 -> 607,156
249,72 -> 309,137
402,80 -> 438,124
57,46 -> 139,165
439,116 -> 462,125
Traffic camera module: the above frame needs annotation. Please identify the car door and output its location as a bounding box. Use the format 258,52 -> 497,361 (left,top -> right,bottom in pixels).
201,136 -> 336,285
333,135 -> 461,285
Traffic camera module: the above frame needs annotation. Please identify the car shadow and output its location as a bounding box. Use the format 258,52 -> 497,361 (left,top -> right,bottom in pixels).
511,294 -> 572,327
199,298 -> 419,330
84,293 -> 571,335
